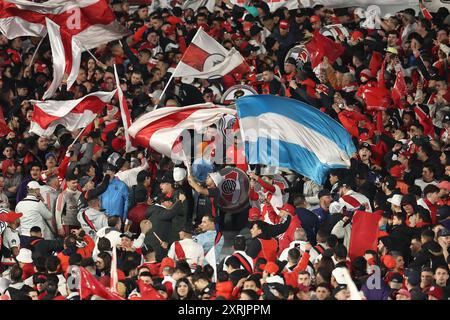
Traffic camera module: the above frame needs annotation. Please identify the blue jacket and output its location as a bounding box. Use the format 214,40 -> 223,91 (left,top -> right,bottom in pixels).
100,178 -> 129,220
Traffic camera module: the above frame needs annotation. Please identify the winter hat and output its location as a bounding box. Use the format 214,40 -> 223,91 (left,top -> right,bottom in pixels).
208,172 -> 223,187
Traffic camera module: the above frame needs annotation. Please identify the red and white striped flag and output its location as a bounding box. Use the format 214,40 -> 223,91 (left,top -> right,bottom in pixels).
128,104 -> 236,157
0,0 -> 130,100
113,64 -> 136,153
173,28 -> 249,79
29,90 -> 116,137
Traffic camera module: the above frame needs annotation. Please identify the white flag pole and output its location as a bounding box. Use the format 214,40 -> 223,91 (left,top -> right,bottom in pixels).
153,27 -> 204,110
29,34 -> 47,68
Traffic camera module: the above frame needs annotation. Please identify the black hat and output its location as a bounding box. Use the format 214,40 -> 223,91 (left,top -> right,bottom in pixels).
115,157 -> 127,170
400,194 -> 417,207
390,273 -> 404,284
285,57 -> 296,66
250,24 -> 263,37
243,43 -> 260,54
332,284 -> 347,297
359,142 -> 372,152
265,36 -> 277,50
180,224 -> 194,234
404,268 -> 420,286
318,189 -> 331,198
120,231 -> 135,240
383,176 -> 397,190
437,228 -> 450,238
160,172 -> 174,184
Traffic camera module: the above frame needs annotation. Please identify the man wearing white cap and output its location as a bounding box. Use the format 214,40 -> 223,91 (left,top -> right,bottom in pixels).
15,181 -> 54,240
388,194 -> 403,213
187,170 -> 223,226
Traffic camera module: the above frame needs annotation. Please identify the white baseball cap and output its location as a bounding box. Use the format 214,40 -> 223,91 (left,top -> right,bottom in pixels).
387,194 -> 403,207
27,181 -> 41,190
173,167 -> 187,182
16,248 -> 33,264
208,172 -> 223,187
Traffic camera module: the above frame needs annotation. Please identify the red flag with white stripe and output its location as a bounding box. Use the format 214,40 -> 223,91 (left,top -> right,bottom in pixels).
128,104 -> 236,157
113,64 -> 136,153
173,28 -> 249,79
0,0 -> 130,100
29,90 -> 116,137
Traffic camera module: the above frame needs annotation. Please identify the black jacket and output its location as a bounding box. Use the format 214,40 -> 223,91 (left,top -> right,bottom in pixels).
408,240 -> 446,271
246,216 -> 291,259
26,236 -> 64,261
144,201 -> 182,261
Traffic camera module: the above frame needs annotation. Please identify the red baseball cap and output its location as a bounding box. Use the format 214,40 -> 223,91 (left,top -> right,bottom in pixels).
438,181 -> 450,191
277,203 -> 295,216
243,22 -> 253,32
381,255 -> 396,269
160,257 -> 175,272
279,20 -> 289,29
264,261 -> 279,274
249,207 -> 261,220
389,164 -> 406,179
0,211 -> 23,224
310,15 -> 321,23
351,31 -> 364,42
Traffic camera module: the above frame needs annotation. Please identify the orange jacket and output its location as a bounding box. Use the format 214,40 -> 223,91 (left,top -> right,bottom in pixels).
57,235 -> 95,273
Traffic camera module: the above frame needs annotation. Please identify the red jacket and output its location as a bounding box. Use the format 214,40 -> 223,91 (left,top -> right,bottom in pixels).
278,215 -> 302,253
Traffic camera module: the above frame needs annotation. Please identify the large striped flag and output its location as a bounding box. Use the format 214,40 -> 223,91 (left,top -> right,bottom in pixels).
113,64 -> 136,153
235,95 -> 356,185
172,28 -> 248,79
0,0 -> 130,100
128,103 -> 236,158
29,90 -> 116,137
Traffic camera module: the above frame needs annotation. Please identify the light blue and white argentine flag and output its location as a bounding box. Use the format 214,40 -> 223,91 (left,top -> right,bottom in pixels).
235,95 -> 357,185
